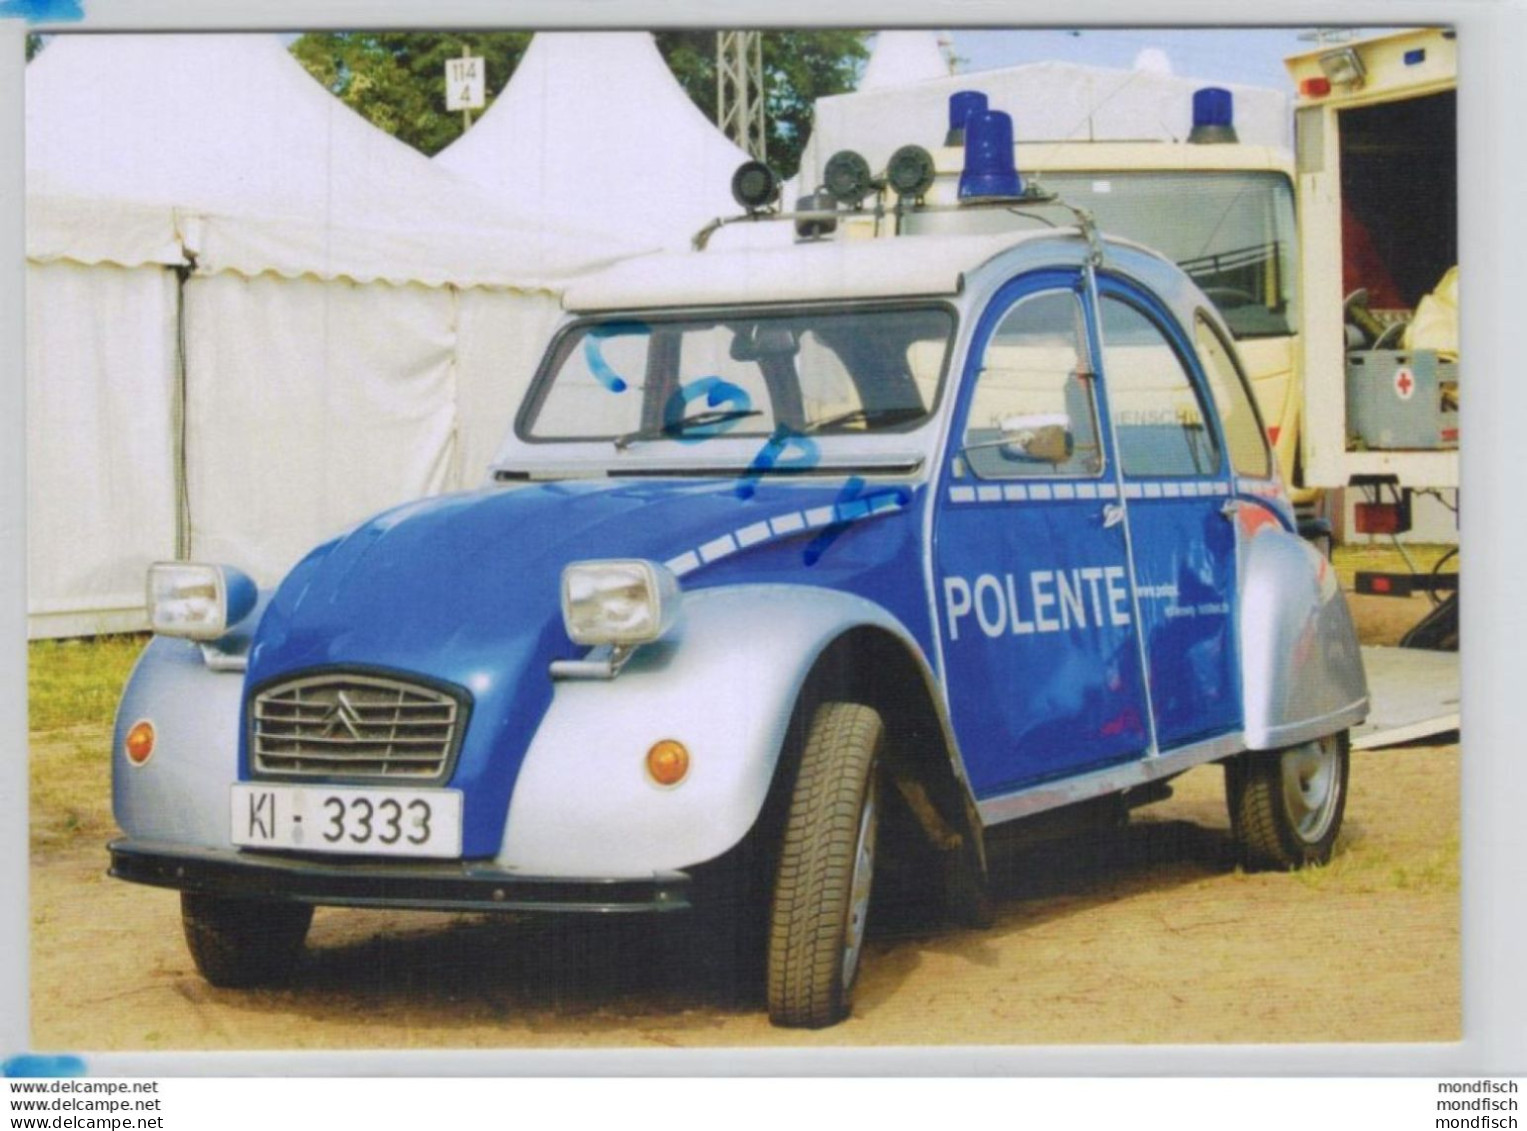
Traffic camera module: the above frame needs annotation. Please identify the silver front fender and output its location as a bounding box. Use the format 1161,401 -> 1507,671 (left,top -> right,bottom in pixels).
499,585 -> 933,878
1239,522 -> 1369,749
112,635 -> 245,848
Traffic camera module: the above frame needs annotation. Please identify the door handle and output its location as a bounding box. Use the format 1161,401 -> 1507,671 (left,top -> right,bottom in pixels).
1102,503 -> 1125,528
1220,499 -> 1240,519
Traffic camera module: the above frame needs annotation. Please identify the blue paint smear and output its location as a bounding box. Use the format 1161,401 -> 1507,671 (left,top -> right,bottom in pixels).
3,1054 -> 88,1077
0,0 -> 85,23
581,320 -> 650,394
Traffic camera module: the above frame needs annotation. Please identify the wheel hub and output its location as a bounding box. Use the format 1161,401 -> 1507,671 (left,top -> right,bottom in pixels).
1280,736 -> 1342,844
842,784 -> 878,990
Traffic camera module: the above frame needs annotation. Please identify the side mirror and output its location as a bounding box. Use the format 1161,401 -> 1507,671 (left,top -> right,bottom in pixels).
998,413 -> 1074,464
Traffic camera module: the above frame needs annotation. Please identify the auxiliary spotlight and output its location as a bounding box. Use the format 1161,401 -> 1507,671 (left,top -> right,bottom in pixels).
823,149 -> 875,208
731,161 -> 781,211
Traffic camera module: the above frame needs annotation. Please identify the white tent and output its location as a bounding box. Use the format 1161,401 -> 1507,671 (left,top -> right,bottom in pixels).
436,32 -> 756,252
799,59 -> 1292,188
26,33 -> 635,637
859,31 -> 951,91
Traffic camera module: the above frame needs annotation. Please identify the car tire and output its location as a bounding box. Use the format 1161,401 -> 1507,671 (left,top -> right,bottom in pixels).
1227,731 -> 1350,870
181,893 -> 313,988
767,700 -> 882,1029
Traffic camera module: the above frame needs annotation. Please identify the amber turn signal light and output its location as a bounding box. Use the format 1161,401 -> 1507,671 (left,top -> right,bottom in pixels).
124,720 -> 156,765
645,739 -> 690,787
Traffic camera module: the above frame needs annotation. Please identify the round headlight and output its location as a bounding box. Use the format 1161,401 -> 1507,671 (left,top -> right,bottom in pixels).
886,144 -> 936,200
732,161 -> 781,211
823,149 -> 874,207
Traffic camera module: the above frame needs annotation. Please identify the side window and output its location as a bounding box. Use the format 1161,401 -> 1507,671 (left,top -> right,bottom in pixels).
1100,297 -> 1221,478
961,290 -> 1103,479
1194,313 -> 1272,479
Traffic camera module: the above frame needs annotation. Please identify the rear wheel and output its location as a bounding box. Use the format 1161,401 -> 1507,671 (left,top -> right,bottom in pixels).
181,893 -> 312,988
1227,731 -> 1350,870
767,701 -> 882,1028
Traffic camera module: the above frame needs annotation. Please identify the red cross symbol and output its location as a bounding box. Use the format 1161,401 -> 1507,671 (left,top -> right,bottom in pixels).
1395,367 -> 1415,400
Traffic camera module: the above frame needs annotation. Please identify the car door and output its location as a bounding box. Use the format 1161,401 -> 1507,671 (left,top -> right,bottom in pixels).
933,271 -> 1151,797
1095,279 -> 1242,749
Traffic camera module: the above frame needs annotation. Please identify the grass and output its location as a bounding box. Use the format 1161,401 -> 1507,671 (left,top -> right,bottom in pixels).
28,634 -> 149,853
1290,833 -> 1460,896
28,634 -> 150,732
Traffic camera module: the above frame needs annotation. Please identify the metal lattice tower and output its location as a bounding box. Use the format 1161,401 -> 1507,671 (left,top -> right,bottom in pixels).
717,31 -> 766,161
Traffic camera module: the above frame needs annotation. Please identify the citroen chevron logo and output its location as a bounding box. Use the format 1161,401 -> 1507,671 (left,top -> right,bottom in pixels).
319,692 -> 365,741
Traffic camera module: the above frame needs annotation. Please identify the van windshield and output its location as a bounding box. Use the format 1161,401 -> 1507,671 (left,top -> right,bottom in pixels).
910,171 -> 1298,340
518,306 -> 956,449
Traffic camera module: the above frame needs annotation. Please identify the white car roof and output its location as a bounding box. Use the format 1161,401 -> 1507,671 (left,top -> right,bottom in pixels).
562,227 -> 1072,312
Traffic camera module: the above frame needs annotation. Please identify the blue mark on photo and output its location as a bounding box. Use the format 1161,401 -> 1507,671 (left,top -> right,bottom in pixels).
3,1054 -> 88,1077
662,376 -> 752,442
735,426 -> 820,500
581,321 -> 650,394
804,478 -> 912,566
0,0 -> 84,21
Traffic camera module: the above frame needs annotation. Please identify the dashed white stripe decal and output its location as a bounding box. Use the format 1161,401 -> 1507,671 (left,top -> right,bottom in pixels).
803,505 -> 836,526
769,512 -> 806,535
736,521 -> 772,548
945,478 -> 1264,505
698,533 -> 739,564
665,550 -> 701,577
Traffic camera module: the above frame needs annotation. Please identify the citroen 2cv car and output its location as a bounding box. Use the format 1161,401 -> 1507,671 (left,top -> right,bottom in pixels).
110,161 -> 1368,1028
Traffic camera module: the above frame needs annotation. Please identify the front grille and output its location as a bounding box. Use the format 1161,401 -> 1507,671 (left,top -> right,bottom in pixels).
251,673 -> 462,783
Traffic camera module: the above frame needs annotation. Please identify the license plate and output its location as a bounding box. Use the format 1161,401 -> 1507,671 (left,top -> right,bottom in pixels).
231,784 -> 463,858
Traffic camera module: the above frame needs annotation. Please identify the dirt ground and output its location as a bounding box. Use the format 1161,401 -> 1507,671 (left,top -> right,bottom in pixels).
28,595 -> 1459,1051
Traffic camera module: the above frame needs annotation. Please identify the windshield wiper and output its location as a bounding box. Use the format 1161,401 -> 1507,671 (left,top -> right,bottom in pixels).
804,406 -> 925,435
613,409 -> 764,450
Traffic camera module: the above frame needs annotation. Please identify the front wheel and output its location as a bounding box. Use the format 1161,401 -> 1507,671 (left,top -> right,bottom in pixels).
767,701 -> 882,1028
1227,731 -> 1350,870
181,893 -> 312,988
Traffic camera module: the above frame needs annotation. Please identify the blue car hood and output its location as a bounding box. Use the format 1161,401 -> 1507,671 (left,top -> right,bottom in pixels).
250,478 -> 843,681
242,477 -> 920,857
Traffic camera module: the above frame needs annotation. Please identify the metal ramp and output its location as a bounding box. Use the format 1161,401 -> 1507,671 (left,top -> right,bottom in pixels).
1351,645 -> 1460,750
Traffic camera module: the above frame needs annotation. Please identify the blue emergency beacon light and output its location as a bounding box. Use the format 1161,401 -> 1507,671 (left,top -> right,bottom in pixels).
945,90 -> 988,147
958,108 -> 1022,200
1188,87 -> 1238,144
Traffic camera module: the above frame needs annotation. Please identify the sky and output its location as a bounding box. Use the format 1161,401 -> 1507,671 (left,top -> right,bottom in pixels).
946,27 -> 1400,94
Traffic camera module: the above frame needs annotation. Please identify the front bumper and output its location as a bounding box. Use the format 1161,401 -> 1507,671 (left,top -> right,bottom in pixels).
108,839 -> 693,914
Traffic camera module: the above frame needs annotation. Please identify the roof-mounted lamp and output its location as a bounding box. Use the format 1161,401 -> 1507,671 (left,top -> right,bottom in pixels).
1188,87 -> 1238,145
958,109 -> 1022,200
823,150 -> 876,208
945,90 -> 988,147
731,161 -> 781,212
886,145 -> 936,202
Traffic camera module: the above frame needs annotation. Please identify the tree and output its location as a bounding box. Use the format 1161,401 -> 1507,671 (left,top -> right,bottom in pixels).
289,30 -> 867,177
655,31 -> 868,179
291,32 -> 531,157
27,34 -> 45,61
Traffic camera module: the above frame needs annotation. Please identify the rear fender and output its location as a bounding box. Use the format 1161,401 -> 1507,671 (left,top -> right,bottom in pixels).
1237,514 -> 1369,749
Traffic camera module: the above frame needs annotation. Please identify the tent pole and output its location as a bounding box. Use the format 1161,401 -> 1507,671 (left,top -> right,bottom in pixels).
173,261 -> 192,561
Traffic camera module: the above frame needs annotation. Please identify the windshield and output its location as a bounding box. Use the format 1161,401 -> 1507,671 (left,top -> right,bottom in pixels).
518,306 -> 956,450
910,171 -> 1298,340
